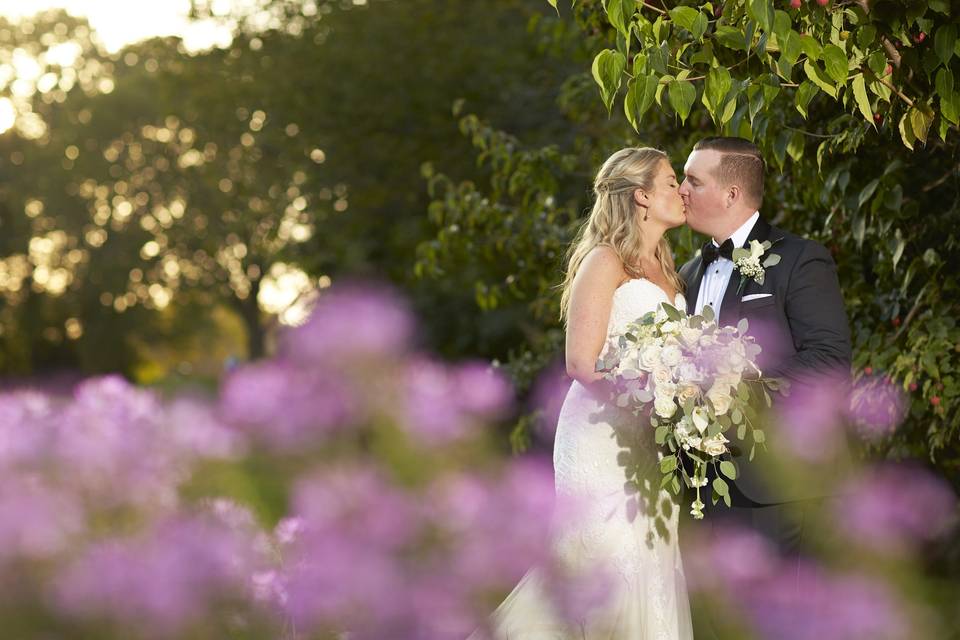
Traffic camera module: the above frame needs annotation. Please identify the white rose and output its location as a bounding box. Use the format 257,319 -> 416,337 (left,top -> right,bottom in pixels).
748,239 -> 765,260
706,384 -> 733,416
660,344 -> 683,368
655,380 -> 678,401
676,383 -> 700,406
654,395 -> 677,419
652,365 -> 673,387
638,343 -> 661,371
700,432 -> 729,457
691,406 -> 710,434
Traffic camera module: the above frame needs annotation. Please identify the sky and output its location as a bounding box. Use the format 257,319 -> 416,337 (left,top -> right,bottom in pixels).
0,0 -> 235,52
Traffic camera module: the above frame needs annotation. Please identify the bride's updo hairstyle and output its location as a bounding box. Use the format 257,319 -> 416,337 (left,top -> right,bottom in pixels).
559,147 -> 685,324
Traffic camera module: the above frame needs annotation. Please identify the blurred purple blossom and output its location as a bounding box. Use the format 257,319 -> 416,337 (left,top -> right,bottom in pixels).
401,358 -> 512,443
835,463 -> 957,552
219,360 -> 359,450
775,371 -> 851,462
0,475 -> 83,560
281,283 -> 414,364
848,375 -> 907,441
55,512 -> 268,636
529,362 -> 570,439
685,523 -> 911,640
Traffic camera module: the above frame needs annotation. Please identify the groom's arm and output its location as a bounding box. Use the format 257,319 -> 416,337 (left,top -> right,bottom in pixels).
767,240 -> 852,382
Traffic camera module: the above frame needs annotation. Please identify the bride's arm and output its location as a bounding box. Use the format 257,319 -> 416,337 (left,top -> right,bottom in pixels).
565,246 -> 624,388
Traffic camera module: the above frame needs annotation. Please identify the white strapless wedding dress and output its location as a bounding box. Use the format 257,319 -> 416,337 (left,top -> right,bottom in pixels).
472,279 -> 694,640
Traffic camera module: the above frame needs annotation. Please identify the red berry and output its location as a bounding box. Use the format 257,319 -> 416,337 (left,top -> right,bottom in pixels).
931,396 -> 941,406
917,32 -> 927,43
884,64 -> 893,75
864,366 -> 874,376
817,0 -> 828,5
909,382 -> 918,392
790,0 -> 802,8
892,316 -> 901,326
874,113 -> 883,125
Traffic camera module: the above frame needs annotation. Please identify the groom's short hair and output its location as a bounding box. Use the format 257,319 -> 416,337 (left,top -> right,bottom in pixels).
693,137 -> 765,208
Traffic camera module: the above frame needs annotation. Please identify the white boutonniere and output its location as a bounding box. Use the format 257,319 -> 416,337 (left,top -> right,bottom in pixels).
732,239 -> 782,294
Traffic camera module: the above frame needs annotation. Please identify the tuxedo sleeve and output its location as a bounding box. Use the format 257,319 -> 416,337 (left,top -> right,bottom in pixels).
767,241 -> 852,382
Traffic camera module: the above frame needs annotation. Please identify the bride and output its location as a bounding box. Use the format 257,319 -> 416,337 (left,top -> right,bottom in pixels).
472,147 -> 694,639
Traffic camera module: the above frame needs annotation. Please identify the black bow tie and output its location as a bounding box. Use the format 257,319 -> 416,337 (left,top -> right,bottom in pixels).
701,238 -> 735,266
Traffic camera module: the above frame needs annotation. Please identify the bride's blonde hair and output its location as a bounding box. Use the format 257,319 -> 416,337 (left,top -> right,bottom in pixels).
559,147 -> 685,324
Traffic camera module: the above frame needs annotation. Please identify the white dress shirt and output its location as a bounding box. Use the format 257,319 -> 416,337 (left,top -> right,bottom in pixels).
694,211 -> 760,317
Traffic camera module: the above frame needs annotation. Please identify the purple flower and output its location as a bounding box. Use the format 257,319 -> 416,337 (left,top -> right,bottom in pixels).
742,563 -> 908,640
835,463 -> 957,552
775,371 -> 851,462
219,360 -> 358,450
54,513 -> 268,636
0,475 -> 83,560
847,375 -> 906,440
0,390 -> 57,469
281,283 -> 414,364
55,376 -> 184,508
401,358 -> 513,443
529,363 -> 571,439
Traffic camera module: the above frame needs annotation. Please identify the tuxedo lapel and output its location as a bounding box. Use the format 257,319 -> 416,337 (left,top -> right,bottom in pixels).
719,216 -> 773,327
684,255 -> 705,315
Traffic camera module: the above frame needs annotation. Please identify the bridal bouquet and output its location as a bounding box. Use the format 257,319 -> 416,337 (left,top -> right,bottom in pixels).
597,303 -> 785,519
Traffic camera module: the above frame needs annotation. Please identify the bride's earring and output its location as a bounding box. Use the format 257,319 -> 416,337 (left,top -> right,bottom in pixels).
643,211 -> 649,221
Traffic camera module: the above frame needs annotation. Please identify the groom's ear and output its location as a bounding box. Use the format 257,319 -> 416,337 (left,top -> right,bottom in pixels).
725,184 -> 742,208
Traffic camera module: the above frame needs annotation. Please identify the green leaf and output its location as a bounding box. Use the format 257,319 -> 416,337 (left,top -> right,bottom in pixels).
703,66 -> 732,119
803,60 -> 838,98
712,476 -> 730,497
822,44 -> 849,85
660,455 -> 678,473
935,24 -> 957,66
795,80 -> 818,118
772,10 -> 791,43
719,460 -> 738,480
936,69 -> 959,125
691,12 -> 709,42
857,179 -> 879,209
892,229 -> 906,271
909,105 -> 934,144
752,429 -> 766,444
781,30 -> 802,66
546,0 -> 558,13
851,74 -> 873,124
604,0 -> 632,38
592,49 -> 627,115
763,253 -> 781,267
668,79 -> 697,123
668,6 -> 699,33
624,74 -> 659,130
655,425 -> 669,445
799,34 -> 822,61
867,51 -> 888,77
715,25 -> 747,51
748,0 -> 774,33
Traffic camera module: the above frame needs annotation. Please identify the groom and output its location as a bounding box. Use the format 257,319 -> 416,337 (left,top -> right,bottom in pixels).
677,137 -> 852,548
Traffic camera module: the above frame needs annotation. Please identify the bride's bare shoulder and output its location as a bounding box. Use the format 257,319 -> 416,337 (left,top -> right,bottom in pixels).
572,245 -> 629,294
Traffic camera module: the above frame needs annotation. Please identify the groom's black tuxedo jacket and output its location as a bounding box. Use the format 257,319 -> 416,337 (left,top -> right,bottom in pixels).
678,216 -> 853,505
